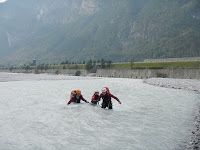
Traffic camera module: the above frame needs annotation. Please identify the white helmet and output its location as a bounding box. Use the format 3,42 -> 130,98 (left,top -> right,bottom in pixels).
94,90 -> 99,93
101,88 -> 107,93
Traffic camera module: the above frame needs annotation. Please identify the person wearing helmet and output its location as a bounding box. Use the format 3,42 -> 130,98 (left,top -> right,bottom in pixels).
91,90 -> 100,105
97,88 -> 121,109
67,90 -> 89,105
103,87 -> 110,93
70,90 -> 76,99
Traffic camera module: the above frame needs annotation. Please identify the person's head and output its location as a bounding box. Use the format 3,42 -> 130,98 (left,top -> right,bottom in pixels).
101,88 -> 107,95
76,89 -> 81,96
94,90 -> 99,95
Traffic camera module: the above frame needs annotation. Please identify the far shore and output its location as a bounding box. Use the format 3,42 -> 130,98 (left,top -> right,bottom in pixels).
144,78 -> 200,93
0,72 -> 199,93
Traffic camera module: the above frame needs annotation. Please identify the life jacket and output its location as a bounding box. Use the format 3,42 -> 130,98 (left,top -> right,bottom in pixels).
94,94 -> 99,101
91,94 -> 99,104
73,94 -> 82,103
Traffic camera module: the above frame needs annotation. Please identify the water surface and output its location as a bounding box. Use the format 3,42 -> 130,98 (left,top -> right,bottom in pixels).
0,77 -> 199,150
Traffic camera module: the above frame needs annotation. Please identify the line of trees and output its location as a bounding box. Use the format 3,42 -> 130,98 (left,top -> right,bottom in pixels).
85,59 -> 112,72
60,59 -> 112,66
5,58 -> 114,73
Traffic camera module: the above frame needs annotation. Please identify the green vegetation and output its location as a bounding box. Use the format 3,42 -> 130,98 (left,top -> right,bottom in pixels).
0,0 -> 200,64
75,70 -> 81,76
35,61 -> 200,70
55,70 -> 59,75
112,61 -> 200,69
1,61 -> 200,75
47,64 -> 85,70
156,72 -> 168,78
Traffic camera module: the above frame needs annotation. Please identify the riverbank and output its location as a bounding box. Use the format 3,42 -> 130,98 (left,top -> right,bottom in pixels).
144,78 -> 200,93
0,72 -> 99,82
144,78 -> 200,150
1,68 -> 200,79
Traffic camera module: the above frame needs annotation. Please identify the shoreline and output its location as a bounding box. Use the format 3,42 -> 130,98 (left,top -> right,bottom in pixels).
144,78 -> 200,150
0,72 -> 100,82
1,67 -> 200,80
144,78 -> 200,93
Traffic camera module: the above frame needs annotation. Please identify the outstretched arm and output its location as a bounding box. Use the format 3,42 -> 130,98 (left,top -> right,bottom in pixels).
81,95 -> 89,103
91,95 -> 95,103
110,94 -> 121,104
97,94 -> 103,102
67,97 -> 74,105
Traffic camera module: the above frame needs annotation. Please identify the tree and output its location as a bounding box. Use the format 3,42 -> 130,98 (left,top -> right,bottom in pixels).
75,70 -> 81,76
44,64 -> 49,70
25,65 -> 31,71
85,60 -> 94,71
9,66 -> 14,72
55,70 -> 59,75
101,59 -> 106,69
34,69 -> 39,74
130,59 -> 134,69
63,65 -> 66,69
106,60 -> 112,68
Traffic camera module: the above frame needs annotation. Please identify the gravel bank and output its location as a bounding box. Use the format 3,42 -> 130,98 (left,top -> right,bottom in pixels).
144,78 -> 200,93
0,72 -> 99,82
144,78 -> 200,150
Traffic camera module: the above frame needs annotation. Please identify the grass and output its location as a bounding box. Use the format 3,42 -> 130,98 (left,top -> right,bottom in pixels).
112,61 -> 200,69
40,64 -> 85,69
38,61 -> 200,70
5,61 -> 199,71
47,61 -> 200,69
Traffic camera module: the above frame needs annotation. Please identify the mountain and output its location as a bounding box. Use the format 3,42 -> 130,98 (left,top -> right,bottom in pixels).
0,0 -> 200,65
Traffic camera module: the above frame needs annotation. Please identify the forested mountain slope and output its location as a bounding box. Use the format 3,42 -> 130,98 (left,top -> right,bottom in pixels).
0,0 -> 199,65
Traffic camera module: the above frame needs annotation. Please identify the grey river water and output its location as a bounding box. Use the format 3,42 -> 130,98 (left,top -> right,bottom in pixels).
0,74 -> 199,150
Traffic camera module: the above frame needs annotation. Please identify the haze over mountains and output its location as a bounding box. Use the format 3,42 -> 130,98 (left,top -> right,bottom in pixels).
0,0 -> 7,3
0,0 -> 200,65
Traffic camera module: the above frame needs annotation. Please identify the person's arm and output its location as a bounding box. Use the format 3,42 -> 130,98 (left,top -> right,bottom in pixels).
91,95 -> 95,103
110,94 -> 121,104
81,95 -> 89,103
97,94 -> 102,102
67,96 -> 74,105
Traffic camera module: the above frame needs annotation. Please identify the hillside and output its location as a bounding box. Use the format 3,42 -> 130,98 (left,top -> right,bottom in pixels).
0,0 -> 199,65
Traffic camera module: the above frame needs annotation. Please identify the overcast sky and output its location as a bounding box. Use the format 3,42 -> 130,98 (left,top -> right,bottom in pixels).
0,0 -> 7,3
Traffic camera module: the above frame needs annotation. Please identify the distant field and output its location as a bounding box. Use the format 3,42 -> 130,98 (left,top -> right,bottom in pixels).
41,61 -> 200,70
47,64 -> 85,69
112,61 -> 200,69
1,61 -> 200,71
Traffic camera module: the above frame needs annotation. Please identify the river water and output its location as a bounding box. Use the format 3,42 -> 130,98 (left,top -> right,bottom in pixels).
0,75 -> 199,150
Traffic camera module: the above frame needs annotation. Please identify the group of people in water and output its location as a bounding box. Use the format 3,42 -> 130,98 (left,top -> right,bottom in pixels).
67,87 -> 121,109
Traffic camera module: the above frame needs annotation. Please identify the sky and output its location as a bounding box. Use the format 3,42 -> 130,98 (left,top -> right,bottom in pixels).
0,0 -> 7,3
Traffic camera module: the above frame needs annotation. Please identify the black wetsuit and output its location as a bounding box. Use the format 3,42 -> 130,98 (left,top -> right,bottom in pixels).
98,93 -> 120,109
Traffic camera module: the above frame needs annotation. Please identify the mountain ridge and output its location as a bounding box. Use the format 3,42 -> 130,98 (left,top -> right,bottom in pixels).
0,0 -> 199,65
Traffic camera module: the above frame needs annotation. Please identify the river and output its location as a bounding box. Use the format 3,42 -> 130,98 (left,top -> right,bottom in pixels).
0,73 -> 199,150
